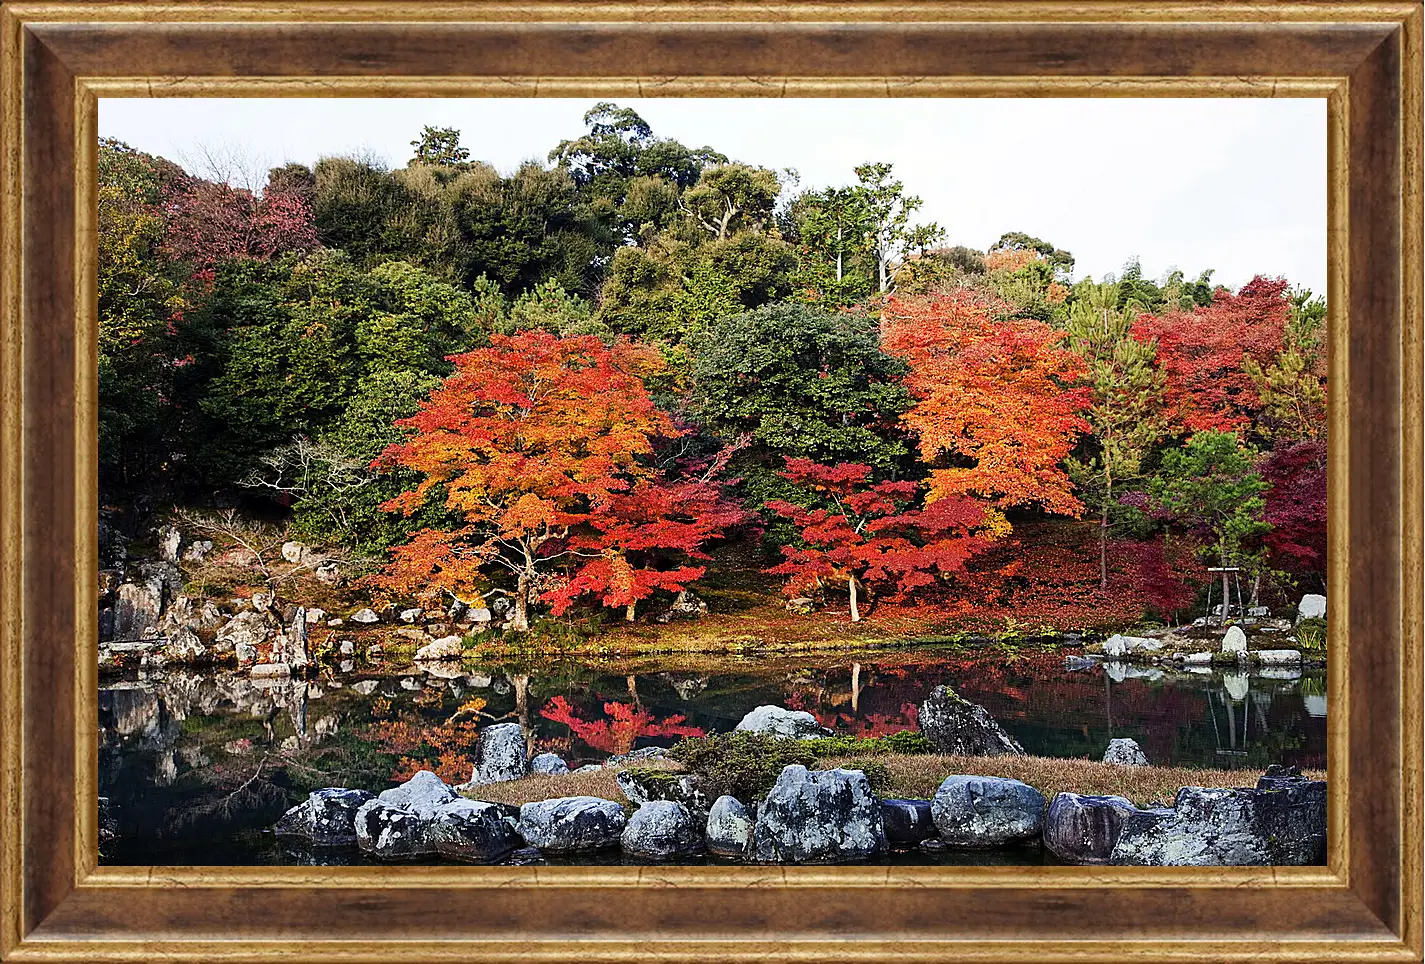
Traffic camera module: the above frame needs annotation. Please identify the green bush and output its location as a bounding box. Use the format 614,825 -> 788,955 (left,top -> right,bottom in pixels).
839,758 -> 892,793
668,732 -> 815,802
804,730 -> 937,758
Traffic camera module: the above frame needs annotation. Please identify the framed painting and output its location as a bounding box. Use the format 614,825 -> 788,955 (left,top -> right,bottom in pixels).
0,1 -> 1420,961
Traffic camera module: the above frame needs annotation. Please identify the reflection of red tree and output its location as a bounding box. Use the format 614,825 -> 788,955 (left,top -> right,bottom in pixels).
540,696 -> 705,755
817,703 -> 920,737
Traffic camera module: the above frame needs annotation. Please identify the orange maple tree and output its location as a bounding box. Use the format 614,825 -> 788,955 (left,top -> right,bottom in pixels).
881,292 -> 1091,531
374,331 -> 685,630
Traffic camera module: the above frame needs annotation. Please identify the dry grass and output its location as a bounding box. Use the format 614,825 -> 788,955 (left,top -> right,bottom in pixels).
457,753 -> 1322,810
821,754 -> 1327,808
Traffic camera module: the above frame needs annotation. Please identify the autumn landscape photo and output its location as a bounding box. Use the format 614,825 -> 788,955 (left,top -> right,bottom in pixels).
96,98 -> 1329,867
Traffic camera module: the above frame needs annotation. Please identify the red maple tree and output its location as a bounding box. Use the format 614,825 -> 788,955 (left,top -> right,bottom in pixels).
764,458 -> 989,621
544,479 -> 748,621
881,292 -> 1091,531
1130,276 -> 1290,434
1260,439 -> 1328,579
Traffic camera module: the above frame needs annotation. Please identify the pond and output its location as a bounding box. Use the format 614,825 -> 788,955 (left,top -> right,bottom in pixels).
97,645 -> 1326,866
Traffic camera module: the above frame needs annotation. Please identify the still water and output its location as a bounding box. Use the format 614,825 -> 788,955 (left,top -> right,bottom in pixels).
98,646 -> 1325,865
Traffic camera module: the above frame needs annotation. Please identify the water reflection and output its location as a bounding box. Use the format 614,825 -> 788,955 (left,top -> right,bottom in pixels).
98,647 -> 1325,865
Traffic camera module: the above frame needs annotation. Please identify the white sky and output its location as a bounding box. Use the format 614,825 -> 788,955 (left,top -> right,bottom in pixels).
100,97 -> 1327,294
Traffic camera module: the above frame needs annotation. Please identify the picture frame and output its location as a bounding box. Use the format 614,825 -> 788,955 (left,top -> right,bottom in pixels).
1,2 -> 1420,960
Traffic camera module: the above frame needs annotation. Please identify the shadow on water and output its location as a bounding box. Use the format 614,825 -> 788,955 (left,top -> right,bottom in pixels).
98,645 -> 1325,866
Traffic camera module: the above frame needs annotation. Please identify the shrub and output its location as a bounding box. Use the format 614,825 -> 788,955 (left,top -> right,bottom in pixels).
804,730 -> 937,758
839,758 -> 892,793
668,731 -> 815,801
1294,616 -> 1326,651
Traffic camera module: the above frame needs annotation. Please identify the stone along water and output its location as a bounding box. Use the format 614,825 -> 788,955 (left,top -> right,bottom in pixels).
98,646 -> 1325,865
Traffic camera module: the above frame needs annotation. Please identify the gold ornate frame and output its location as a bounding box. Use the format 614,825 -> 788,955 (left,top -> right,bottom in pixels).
0,2 -> 1420,961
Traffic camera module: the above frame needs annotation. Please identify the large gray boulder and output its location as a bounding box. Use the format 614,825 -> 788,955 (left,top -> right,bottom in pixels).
615,767 -> 705,813
427,798 -> 521,863
1102,634 -> 1162,658
1102,737 -> 1149,766
113,582 -> 163,640
157,628 -> 207,665
1110,771 -> 1327,866
705,795 -> 753,858
1253,649 -> 1303,666
158,524 -> 184,562
750,766 -> 887,864
469,722 -> 527,785
352,770 -> 519,861
354,798 -> 430,860
1297,594 -> 1326,622
621,800 -> 704,859
530,752 -> 570,775
274,787 -> 374,846
414,635 -> 465,661
931,775 -> 1045,847
375,769 -> 459,817
215,611 -> 273,664
879,798 -> 935,847
655,589 -> 709,623
518,797 -> 627,853
1043,792 -> 1139,864
158,595 -> 223,637
917,686 -> 1025,756
1221,626 -> 1248,654
272,607 -> 309,669
734,705 -> 828,740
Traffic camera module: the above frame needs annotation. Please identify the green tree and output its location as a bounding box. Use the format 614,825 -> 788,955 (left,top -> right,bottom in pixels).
786,186 -> 873,304
410,125 -> 471,168
503,278 -> 598,335
192,253 -> 483,486
853,162 -> 925,293
989,231 -> 1075,279
692,303 -> 912,481
1243,287 -> 1328,442
679,163 -> 782,240
1148,430 -> 1271,611
549,102 -> 725,205
1065,282 -> 1168,586
96,138 -> 184,490
597,233 -> 795,343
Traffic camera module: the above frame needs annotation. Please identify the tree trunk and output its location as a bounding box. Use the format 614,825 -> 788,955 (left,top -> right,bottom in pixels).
625,600 -> 637,623
1221,551 -> 1232,622
835,224 -> 843,282
512,574 -> 530,632
1099,503 -> 1110,590
512,673 -> 532,756
848,576 -> 860,623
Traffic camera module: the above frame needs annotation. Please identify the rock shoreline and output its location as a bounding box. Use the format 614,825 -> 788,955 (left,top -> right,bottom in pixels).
272,696 -> 1327,868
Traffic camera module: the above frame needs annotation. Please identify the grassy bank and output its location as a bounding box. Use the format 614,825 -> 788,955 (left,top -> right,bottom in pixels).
462,753 -> 1323,811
